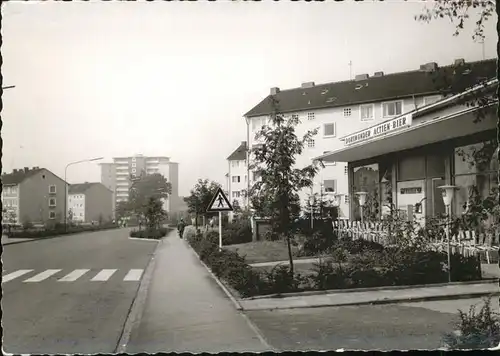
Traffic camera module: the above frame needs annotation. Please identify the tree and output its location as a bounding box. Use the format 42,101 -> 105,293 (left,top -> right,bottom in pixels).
415,0 -> 495,41
2,208 -> 17,236
249,95 -> 323,275
68,208 -> 74,223
184,179 -> 222,229
128,173 -> 172,230
144,197 -> 168,230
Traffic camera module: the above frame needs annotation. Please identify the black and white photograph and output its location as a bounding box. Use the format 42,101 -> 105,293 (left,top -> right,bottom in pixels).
2,0 -> 500,353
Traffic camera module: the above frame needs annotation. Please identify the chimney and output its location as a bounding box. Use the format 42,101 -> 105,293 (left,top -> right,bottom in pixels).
24,167 -> 29,173
301,82 -> 315,88
420,62 -> 438,72
12,169 -> 17,173
33,166 -> 39,170
454,58 -> 465,67
355,74 -> 369,81
374,71 -> 384,77
270,87 -> 280,95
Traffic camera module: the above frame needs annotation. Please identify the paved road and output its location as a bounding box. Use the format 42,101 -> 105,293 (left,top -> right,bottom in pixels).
2,228 -> 158,354
244,297 -> 499,351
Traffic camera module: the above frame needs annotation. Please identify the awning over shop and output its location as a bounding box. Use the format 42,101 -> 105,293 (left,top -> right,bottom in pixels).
315,105 -> 497,163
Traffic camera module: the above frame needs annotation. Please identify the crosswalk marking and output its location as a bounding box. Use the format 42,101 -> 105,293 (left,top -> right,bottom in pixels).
124,269 -> 143,281
2,269 -> 33,283
24,269 -> 62,283
91,269 -> 117,281
58,269 -> 90,282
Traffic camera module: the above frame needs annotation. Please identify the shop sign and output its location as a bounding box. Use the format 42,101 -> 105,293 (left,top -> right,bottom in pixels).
343,114 -> 413,146
400,187 -> 422,194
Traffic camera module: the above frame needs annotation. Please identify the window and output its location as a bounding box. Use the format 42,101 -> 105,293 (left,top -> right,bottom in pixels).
252,171 -> 260,181
132,163 -> 136,168
231,161 -> 238,168
131,168 -> 137,173
360,104 -> 374,121
307,139 -> 315,148
423,95 -> 441,106
291,114 -> 299,120
344,165 -> 348,175
252,117 -> 265,130
323,179 -> 337,193
49,198 -> 56,207
397,155 -> 425,181
343,108 -> 352,117
132,157 -> 136,162
323,123 -> 336,137
307,112 -> 315,121
345,195 -> 349,204
232,191 -> 241,198
49,185 -> 56,194
232,176 -> 241,183
49,211 -> 56,219
382,101 -> 403,117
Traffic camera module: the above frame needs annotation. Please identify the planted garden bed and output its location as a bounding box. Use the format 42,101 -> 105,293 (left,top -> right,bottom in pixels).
129,227 -> 173,239
7,223 -> 119,239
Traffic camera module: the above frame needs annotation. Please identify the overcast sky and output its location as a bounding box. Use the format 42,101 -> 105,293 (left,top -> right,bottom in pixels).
2,1 -> 497,196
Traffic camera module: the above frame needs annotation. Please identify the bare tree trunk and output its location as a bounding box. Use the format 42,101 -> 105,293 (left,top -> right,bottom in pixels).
286,232 -> 294,276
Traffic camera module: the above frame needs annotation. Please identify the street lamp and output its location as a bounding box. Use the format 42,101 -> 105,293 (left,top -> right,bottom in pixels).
309,187 -> 314,230
439,185 -> 458,283
64,157 -> 104,230
356,191 -> 368,224
333,193 -> 344,238
2,85 -> 16,90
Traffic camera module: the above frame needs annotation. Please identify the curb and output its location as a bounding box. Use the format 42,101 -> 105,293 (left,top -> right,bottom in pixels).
128,237 -> 162,242
115,235 -> 165,353
242,278 -> 499,301
185,241 -> 243,311
241,290 -> 500,311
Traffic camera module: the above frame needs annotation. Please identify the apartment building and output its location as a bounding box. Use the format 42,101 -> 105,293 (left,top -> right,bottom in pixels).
226,141 -> 248,217
68,182 -> 113,223
242,58 -> 496,219
1,167 -> 68,225
100,154 -> 180,214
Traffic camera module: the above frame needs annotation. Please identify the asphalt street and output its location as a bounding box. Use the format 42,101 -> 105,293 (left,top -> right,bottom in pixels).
2,228 -> 158,354
244,297 -> 499,351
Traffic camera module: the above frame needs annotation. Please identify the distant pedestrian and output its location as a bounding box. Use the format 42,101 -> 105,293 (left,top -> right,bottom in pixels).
210,218 -> 214,229
177,218 -> 186,239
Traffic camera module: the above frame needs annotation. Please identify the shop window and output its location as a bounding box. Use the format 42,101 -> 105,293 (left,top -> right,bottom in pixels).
397,155 -> 425,181
352,163 -> 380,221
454,173 -> 498,215
454,140 -> 497,175
426,153 -> 446,178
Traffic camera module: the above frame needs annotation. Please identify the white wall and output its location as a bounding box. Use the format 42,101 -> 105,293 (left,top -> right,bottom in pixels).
246,94 -> 442,218
68,193 -> 85,222
228,158 -> 247,210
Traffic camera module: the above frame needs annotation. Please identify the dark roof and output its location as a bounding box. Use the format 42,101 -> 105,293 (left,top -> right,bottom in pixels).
1,168 -> 45,185
69,182 -> 110,194
244,58 -> 498,118
227,141 -> 247,161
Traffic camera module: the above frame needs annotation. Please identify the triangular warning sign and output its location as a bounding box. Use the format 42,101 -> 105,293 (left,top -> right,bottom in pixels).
206,188 -> 233,212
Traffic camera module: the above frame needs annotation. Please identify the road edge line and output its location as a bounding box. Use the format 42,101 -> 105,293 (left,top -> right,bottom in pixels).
114,238 -> 162,353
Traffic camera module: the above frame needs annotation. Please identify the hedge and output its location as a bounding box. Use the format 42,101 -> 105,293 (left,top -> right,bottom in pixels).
8,223 -> 119,239
129,227 -> 172,239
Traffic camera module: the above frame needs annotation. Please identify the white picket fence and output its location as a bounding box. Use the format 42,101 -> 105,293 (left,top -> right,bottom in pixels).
332,219 -> 499,264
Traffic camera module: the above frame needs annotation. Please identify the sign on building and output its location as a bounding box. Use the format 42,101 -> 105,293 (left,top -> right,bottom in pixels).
343,114 -> 413,146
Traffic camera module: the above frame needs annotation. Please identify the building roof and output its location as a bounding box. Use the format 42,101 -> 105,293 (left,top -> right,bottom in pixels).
227,141 -> 247,161
244,58 -> 497,118
69,182 -> 111,194
1,167 -> 45,185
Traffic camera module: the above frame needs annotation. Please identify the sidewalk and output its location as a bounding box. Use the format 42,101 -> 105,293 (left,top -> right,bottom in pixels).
125,232 -> 272,353
2,235 -> 36,246
239,281 -> 500,311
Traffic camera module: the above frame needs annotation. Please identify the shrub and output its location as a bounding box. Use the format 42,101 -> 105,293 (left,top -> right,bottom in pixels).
129,227 -> 171,239
442,296 -> 500,349
222,218 -> 253,245
9,223 -> 119,239
334,237 -> 385,255
261,265 -> 303,294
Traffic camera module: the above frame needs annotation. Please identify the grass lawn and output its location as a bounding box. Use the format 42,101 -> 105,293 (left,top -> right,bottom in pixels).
224,240 -> 301,264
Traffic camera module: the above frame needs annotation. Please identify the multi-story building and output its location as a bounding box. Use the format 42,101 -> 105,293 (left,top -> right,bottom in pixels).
1,167 -> 68,225
99,154 -> 180,214
226,141 -> 248,218
242,58 -> 496,219
68,182 -> 113,224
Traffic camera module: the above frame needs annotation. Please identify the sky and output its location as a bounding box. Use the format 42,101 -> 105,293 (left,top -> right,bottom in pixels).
2,1 -> 497,197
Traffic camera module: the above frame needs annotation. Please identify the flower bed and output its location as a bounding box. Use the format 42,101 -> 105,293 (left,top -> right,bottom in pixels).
8,223 -> 119,239
187,229 -> 483,298
129,227 -> 172,239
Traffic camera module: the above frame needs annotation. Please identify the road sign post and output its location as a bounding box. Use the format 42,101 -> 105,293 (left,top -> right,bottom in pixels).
206,187 -> 233,250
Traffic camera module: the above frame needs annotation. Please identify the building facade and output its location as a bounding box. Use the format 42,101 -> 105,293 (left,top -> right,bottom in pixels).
226,141 -> 248,218
242,58 -> 496,219
68,182 -> 114,224
1,167 -> 68,226
315,77 -> 498,227
99,154 -> 180,215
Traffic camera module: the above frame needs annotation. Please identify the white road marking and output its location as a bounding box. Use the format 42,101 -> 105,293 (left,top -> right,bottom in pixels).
2,269 -> 33,283
123,269 -> 143,281
91,269 -> 117,281
24,269 -> 62,283
58,269 -> 90,282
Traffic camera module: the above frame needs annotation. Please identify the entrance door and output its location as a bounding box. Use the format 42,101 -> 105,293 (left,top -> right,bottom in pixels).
396,180 -> 426,225
430,177 -> 446,216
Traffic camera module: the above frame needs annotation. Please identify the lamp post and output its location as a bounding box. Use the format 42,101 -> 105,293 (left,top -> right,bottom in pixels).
439,185 -> 458,283
356,191 -> 368,224
309,186 -> 314,230
333,193 -> 344,238
2,85 -> 16,90
64,157 -> 103,230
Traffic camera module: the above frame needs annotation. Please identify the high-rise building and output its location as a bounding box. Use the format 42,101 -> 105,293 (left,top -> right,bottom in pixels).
99,154 -> 180,216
